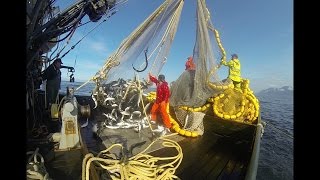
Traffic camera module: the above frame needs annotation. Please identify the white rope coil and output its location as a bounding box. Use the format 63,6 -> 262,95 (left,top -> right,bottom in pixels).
82,134 -> 183,180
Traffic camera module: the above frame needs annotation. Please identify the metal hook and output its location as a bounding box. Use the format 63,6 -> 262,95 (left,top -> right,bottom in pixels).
132,49 -> 148,72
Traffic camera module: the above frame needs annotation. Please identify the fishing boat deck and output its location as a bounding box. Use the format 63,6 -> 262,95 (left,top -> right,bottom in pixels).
28,93 -> 256,180
150,116 -> 255,180
87,113 -> 255,180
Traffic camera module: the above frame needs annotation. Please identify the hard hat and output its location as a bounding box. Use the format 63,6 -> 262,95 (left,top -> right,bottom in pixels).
158,74 -> 165,81
231,54 -> 238,58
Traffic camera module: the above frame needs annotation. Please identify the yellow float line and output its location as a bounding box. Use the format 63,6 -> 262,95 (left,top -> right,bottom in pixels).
167,104 -> 200,138
208,81 -> 234,90
212,94 -> 245,120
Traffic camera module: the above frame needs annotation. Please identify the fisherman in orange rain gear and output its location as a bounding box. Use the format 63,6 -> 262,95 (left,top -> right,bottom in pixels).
185,56 -> 196,70
148,73 -> 172,129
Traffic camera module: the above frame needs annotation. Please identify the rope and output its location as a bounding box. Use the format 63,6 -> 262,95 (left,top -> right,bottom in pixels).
136,74 -> 154,132
82,135 -> 183,180
75,79 -> 92,92
26,148 -> 51,180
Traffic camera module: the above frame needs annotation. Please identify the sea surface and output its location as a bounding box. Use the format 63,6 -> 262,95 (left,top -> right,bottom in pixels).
60,81 -> 293,180
256,91 -> 293,180
59,81 -> 96,96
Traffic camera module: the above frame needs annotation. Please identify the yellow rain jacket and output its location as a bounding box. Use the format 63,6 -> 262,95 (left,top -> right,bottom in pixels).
222,58 -> 241,82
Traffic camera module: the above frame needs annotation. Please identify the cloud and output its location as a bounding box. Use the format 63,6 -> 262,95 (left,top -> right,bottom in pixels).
66,29 -> 112,56
78,61 -> 103,70
90,41 -> 109,53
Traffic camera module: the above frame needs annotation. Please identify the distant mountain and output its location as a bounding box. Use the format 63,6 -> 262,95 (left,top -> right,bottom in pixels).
258,86 -> 293,94
256,86 -> 293,103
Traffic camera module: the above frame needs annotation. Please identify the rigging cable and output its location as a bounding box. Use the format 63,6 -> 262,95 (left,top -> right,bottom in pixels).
71,16 -> 117,91
49,35 -> 61,61
57,11 -> 114,60
52,20 -> 81,61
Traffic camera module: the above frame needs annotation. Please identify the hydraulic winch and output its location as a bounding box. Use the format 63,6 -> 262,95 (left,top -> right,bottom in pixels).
49,87 -> 91,150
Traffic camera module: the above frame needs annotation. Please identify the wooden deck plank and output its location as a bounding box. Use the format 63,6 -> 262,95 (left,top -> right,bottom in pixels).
207,152 -> 232,179
177,143 -> 220,180
216,159 -> 238,180
193,150 -> 224,179
147,117 -> 256,180
175,133 -> 221,174
228,160 -> 247,179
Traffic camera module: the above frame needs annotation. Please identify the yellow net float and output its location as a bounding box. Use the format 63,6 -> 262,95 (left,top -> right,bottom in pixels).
184,131 -> 192,137
201,104 -> 211,111
146,91 -> 157,103
241,93 -> 259,121
178,129 -> 186,136
212,90 -> 247,121
208,82 -> 233,90
213,29 -> 226,61
179,103 -> 211,113
223,114 -> 231,120
209,80 -> 260,123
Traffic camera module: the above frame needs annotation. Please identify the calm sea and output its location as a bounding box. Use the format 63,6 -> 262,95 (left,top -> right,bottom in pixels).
59,81 -> 95,96
60,81 -> 294,179
256,92 -> 293,180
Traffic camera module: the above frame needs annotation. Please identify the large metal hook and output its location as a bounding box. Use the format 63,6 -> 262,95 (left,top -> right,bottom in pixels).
132,49 -> 148,72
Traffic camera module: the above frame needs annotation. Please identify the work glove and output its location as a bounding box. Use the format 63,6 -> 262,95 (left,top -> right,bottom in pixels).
68,67 -> 75,72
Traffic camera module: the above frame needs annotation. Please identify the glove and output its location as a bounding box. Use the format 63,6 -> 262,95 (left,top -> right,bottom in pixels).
68,67 -> 75,72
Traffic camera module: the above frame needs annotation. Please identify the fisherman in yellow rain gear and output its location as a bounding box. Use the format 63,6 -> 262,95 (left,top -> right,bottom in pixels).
221,54 -> 242,89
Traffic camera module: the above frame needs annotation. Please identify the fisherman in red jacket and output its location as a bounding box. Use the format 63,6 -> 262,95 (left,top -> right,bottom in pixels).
185,56 -> 196,70
148,73 -> 172,130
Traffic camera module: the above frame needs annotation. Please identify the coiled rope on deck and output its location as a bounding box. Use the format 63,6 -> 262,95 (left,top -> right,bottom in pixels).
82,134 -> 183,180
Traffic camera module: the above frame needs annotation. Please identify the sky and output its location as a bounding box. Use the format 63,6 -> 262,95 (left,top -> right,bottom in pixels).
52,0 -> 293,93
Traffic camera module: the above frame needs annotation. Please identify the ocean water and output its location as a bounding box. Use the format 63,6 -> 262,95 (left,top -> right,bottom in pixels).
256,92 -> 293,180
60,81 -> 294,179
59,81 -> 95,96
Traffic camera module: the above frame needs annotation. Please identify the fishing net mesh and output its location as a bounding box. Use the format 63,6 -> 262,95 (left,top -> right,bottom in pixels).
173,107 -> 205,135
170,0 -> 229,108
92,0 -> 184,85
169,0 -> 233,128
87,0 -> 259,131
